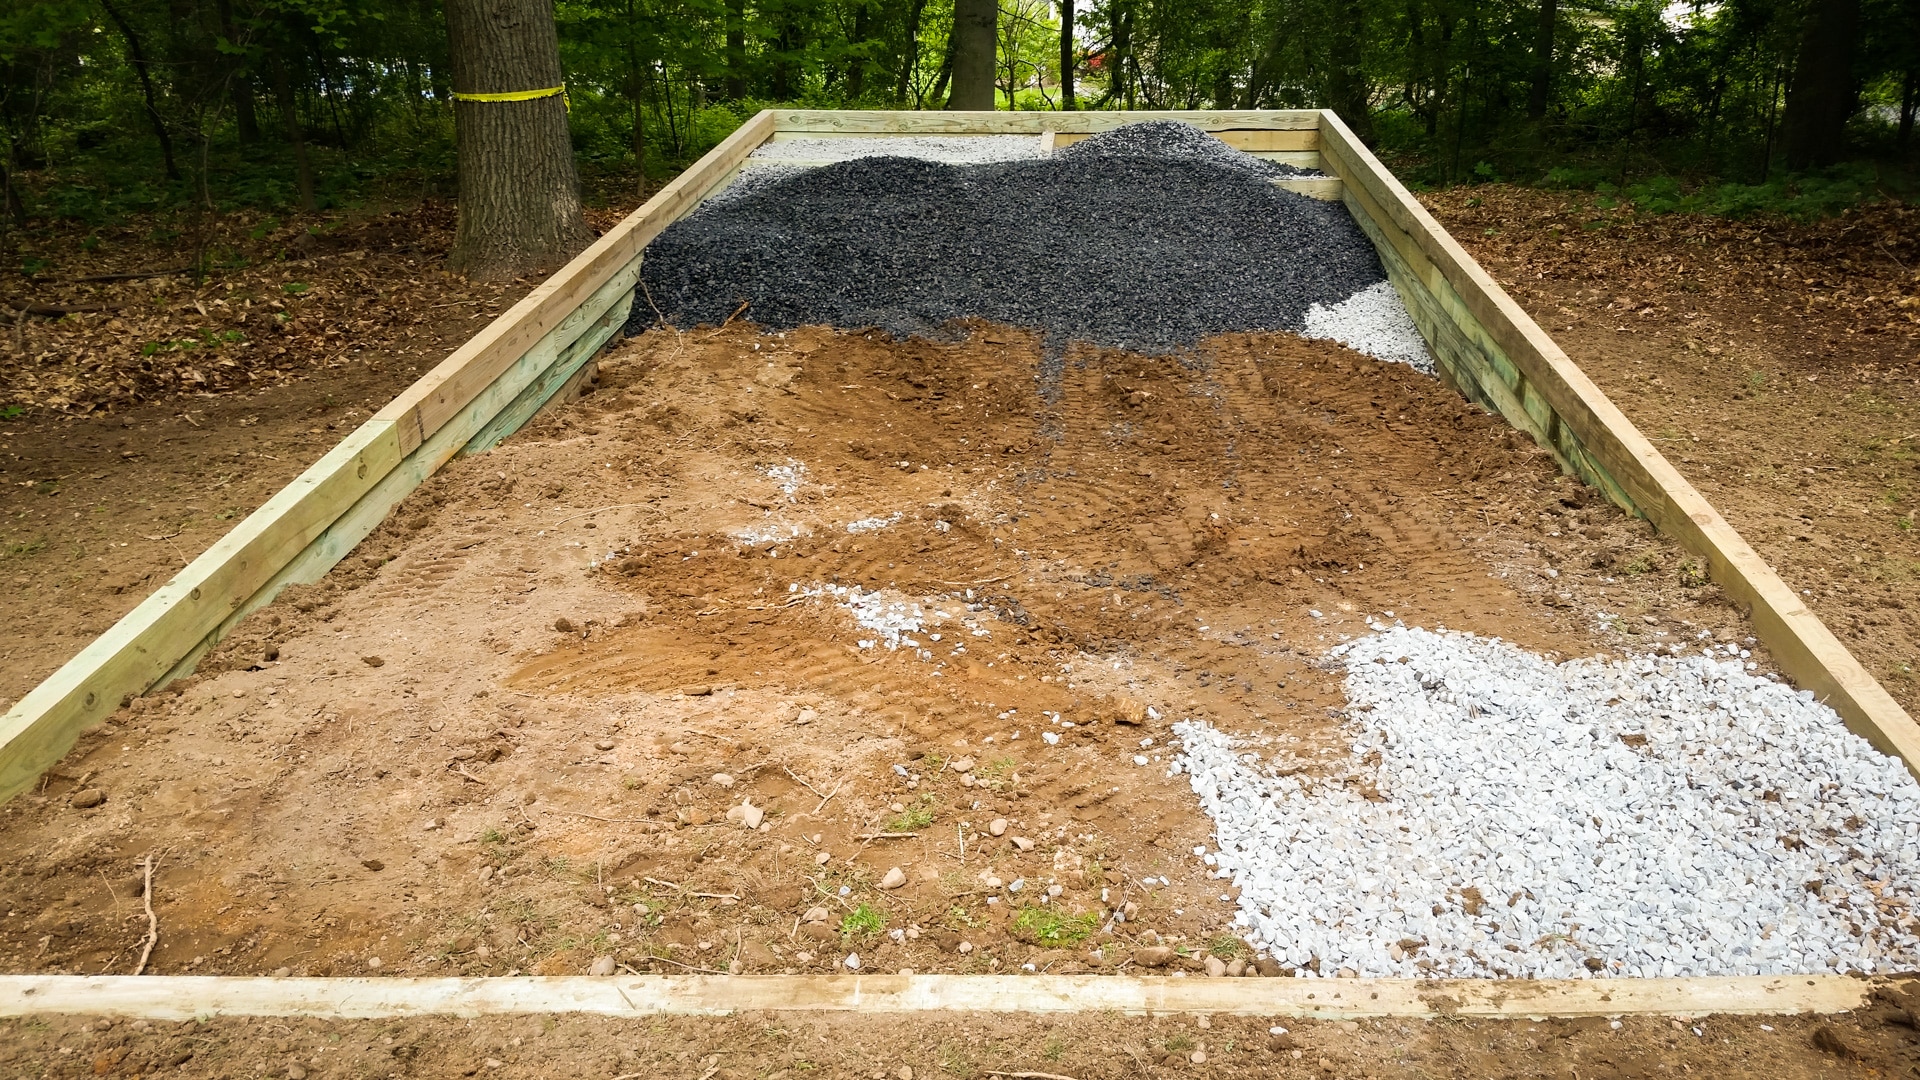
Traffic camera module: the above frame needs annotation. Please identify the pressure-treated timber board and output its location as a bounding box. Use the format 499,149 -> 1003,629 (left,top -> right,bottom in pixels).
0,973 -> 1872,1021
1314,109 -> 1920,774
770,109 -> 1322,134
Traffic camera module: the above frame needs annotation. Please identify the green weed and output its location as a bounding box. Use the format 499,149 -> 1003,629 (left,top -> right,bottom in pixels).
1208,933 -> 1249,958
1011,906 -> 1098,947
886,801 -> 935,832
282,281 -> 311,295
840,903 -> 886,937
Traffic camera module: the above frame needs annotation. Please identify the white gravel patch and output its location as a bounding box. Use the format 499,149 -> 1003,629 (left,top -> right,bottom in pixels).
791,583 -> 993,661
1174,625 -> 1920,979
846,512 -> 903,534
749,135 -> 1043,166
1301,281 -> 1435,374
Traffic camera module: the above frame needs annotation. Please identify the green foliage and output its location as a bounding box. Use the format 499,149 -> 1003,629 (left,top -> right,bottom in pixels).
839,902 -> 886,936
1011,905 -> 1098,946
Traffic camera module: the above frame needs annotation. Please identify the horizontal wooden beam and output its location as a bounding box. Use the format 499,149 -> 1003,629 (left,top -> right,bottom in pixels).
1315,108 -> 1920,775
772,110 -> 1323,135
0,973 -> 1871,1021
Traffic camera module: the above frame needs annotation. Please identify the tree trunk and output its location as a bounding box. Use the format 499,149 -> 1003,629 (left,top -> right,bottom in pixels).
1901,68 -> 1918,154
1326,0 -> 1371,139
444,0 -> 591,282
947,0 -> 996,109
1527,0 -> 1556,120
848,1 -> 872,100
726,0 -> 748,99
1058,0 -> 1076,109
272,61 -> 316,212
896,0 -> 929,104
215,0 -> 262,143
1781,0 -> 1860,170
100,0 -> 180,182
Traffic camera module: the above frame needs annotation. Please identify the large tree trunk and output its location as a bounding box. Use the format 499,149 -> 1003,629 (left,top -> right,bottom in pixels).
1527,0 -> 1556,120
947,0 -> 996,110
100,0 -> 181,182
1325,0 -> 1372,139
215,0 -> 262,143
444,0 -> 591,282
1058,0 -> 1076,109
1780,0 -> 1860,170
726,0 -> 747,99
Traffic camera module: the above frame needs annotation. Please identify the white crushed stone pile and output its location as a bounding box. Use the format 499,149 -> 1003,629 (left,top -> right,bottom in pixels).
1302,281 -> 1435,374
1174,626 -> 1920,978
749,135 -> 1045,165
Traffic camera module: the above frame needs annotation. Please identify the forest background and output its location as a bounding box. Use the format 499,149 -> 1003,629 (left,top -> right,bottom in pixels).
0,0 -> 1915,256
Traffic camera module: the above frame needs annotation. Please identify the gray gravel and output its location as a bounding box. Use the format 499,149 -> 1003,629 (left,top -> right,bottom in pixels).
629,121 -> 1385,356
749,134 -> 1046,165
1175,625 -> 1920,979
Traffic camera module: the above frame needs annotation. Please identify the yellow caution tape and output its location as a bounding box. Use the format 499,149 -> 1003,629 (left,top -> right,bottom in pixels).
451,85 -> 566,103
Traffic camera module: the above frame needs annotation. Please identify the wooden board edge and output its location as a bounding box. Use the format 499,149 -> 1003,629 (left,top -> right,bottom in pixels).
0,973 -> 1874,1021
0,421 -> 403,803
770,109 -> 1323,134
1316,109 -> 1920,773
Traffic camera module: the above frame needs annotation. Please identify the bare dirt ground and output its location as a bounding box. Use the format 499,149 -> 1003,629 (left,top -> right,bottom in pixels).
0,322 -> 1753,988
3,187 -> 1918,1078
5,1001 -> 1920,1080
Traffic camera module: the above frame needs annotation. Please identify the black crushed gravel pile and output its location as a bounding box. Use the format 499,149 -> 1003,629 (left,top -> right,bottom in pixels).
1058,120 -> 1316,179
628,121 -> 1384,356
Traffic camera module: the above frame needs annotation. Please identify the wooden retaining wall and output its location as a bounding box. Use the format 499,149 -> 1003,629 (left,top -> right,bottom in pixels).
0,110 -> 1914,1020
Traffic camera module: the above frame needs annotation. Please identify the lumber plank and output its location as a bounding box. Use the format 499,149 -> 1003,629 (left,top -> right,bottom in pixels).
1317,109 -> 1920,773
1274,176 -> 1343,201
1038,130 -> 1055,157
375,109 -> 775,456
0,973 -> 1871,1020
0,422 -> 403,803
770,109 -> 1323,134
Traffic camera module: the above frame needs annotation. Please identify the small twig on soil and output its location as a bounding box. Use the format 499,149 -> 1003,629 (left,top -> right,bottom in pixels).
551,808 -> 653,823
694,892 -> 741,901
141,531 -> 181,541
985,1072 -> 1082,1080
66,268 -> 193,283
931,574 -> 1014,587
814,778 -> 844,815
133,855 -> 158,976
857,832 -> 920,840
701,300 -> 752,338
782,766 -> 828,800
625,954 -> 727,975
639,279 -> 669,329
643,876 -> 685,892
97,869 -> 118,904
449,763 -> 487,785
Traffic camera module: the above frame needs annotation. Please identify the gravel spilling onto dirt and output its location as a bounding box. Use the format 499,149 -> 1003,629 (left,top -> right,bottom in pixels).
630,121 -> 1386,357
1175,626 -> 1920,979
1302,281 -> 1435,373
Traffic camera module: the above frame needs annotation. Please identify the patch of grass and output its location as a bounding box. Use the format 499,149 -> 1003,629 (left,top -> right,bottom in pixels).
1208,933 -> 1249,959
1676,558 -> 1709,589
282,281 -> 311,295
1043,1034 -> 1066,1061
0,404 -> 23,420
886,801 -> 935,832
935,1040 -> 975,1078
1012,906 -> 1099,947
1164,1033 -> 1194,1052
1621,552 -> 1660,576
3,539 -> 46,559
840,903 -> 887,937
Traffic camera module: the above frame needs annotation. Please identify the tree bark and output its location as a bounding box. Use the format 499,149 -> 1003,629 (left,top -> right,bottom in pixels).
947,0 -> 997,109
896,0 -> 929,104
215,0 -> 262,143
1325,0 -> 1372,139
100,0 -> 181,182
726,0 -> 748,99
1058,0 -> 1076,109
444,0 -> 591,282
1781,0 -> 1860,170
1527,0 -> 1556,120
270,61 -> 315,212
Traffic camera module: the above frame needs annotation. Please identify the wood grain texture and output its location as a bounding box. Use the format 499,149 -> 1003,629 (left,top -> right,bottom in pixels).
1316,108 -> 1920,773
1274,176 -> 1343,200
0,973 -> 1871,1021
771,109 -> 1322,134
0,422 -> 402,803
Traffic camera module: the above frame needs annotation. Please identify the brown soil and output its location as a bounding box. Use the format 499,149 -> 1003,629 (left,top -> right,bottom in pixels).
1430,189 -> 1920,713
0,323 -> 1753,984
4,997 -> 1919,1079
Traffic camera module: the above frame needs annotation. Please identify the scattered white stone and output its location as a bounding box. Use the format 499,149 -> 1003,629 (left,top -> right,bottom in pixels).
845,953 -> 862,970
1175,626 -> 1920,979
847,512 -> 904,534
1300,280 -> 1436,374
879,867 -> 908,890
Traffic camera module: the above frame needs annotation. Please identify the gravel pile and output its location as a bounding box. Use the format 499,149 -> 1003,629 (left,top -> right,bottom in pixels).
1301,281 -> 1435,373
749,134 -> 1046,165
1175,625 -> 1920,979
1059,121 -> 1314,179
630,121 -> 1386,358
